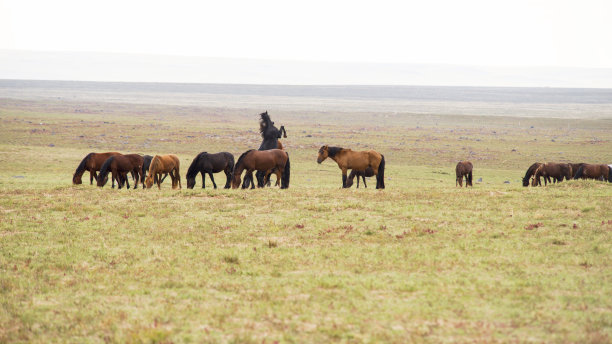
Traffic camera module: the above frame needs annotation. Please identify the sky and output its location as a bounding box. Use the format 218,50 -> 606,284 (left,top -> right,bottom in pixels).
1,0 -> 612,86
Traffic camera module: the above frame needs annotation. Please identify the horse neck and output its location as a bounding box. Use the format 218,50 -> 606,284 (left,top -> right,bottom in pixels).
148,157 -> 161,177
186,155 -> 202,178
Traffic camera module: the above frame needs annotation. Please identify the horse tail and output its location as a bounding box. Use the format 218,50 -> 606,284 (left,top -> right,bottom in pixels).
73,152 -> 93,183
608,166 -> 612,183
98,156 -> 114,183
281,153 -> 290,189
376,154 -> 385,189
574,165 -> 584,179
468,170 -> 473,186
227,153 -> 235,174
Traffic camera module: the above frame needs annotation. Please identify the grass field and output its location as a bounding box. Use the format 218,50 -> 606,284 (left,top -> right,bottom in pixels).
1,83 -> 612,343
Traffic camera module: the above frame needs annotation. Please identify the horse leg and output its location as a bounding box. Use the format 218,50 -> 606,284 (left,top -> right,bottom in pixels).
209,172 -> 217,189
201,172 -> 206,189
124,173 -> 130,189
90,171 -> 96,185
224,168 -> 232,189
341,168 -> 348,188
274,170 -> 282,187
362,175 -> 367,188
248,170 -> 256,189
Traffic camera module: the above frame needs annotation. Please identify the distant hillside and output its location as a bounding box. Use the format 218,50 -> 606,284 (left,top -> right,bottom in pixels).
2,79 -> 612,105
2,50 -> 612,88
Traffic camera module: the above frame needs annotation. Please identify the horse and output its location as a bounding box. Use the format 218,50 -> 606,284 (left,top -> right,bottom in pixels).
455,161 -> 473,187
573,164 -> 611,182
532,163 -> 573,186
345,168 -> 375,188
73,152 -> 121,185
243,111 -> 288,188
317,145 -> 385,189
186,152 -> 235,189
232,149 -> 290,189
522,162 -> 548,187
134,155 -> 168,188
145,155 -> 181,189
96,154 -> 143,189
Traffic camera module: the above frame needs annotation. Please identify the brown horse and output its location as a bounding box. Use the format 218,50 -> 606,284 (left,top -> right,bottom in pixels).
317,145 -> 385,189
456,161 -> 473,187
73,152 -> 121,185
145,155 -> 181,189
573,164 -> 611,182
523,162 -> 544,187
96,154 -> 143,189
532,163 -> 573,186
231,149 -> 290,189
345,168 -> 375,188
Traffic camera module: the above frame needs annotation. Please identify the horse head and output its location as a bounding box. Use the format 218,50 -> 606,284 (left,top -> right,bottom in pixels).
231,172 -> 241,189
144,174 -> 154,188
317,145 -> 329,164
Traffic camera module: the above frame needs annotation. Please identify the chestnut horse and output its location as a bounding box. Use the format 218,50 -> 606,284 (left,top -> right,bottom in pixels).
73,152 -> 121,185
145,154 -> 181,189
573,164 -> 611,182
456,161 -> 473,187
96,154 -> 144,189
232,149 -> 290,189
317,145 -> 385,189
345,167 -> 375,188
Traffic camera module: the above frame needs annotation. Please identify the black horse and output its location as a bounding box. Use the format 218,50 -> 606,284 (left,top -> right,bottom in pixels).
243,111 -> 287,188
186,152 -> 235,189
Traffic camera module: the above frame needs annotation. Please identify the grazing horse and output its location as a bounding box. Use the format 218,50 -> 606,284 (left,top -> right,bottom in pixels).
456,161 -> 473,187
317,145 -> 385,189
522,162 -> 548,187
73,152 -> 121,185
232,149 -> 290,189
145,155 -> 181,189
96,154 -> 143,189
573,164 -> 611,182
244,111 -> 288,188
136,155 -> 167,188
532,163 -> 573,186
186,152 -> 235,189
345,168 -> 375,188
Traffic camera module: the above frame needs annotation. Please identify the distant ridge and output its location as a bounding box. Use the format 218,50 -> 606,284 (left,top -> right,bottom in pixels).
2,50 -> 612,89
1,79 -> 612,104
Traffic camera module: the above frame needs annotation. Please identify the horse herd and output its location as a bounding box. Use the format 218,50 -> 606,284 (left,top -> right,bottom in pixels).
71,146 -> 388,190
522,162 -> 612,187
70,111 -> 610,190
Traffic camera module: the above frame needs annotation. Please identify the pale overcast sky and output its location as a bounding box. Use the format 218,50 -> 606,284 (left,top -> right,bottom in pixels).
2,0 -> 612,68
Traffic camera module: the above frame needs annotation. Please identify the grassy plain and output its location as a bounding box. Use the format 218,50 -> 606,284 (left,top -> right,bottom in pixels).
1,83 -> 612,343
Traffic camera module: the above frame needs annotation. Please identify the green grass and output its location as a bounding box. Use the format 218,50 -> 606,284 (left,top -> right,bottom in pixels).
0,95 -> 611,343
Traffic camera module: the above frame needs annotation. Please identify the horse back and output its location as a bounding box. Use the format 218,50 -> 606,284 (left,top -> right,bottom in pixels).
92,152 -> 121,169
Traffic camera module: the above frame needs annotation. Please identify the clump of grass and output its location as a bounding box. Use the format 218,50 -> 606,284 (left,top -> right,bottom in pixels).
268,240 -> 278,248
222,255 -> 239,265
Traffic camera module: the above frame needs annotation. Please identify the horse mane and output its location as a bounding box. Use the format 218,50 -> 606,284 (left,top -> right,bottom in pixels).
98,156 -> 114,180
574,165 -> 585,179
73,152 -> 94,178
186,152 -> 206,179
259,111 -> 271,135
235,150 -> 255,171
149,155 -> 161,176
327,146 -> 344,158
522,162 -> 540,186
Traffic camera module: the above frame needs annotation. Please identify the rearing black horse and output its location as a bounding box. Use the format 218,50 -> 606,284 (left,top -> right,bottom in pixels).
243,111 -> 287,188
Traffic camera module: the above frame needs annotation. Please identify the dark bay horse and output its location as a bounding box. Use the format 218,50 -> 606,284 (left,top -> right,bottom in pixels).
345,168 -> 375,188
532,163 -> 572,186
456,161 -> 473,187
232,149 -> 290,189
523,162 -> 545,187
186,152 -> 234,189
244,111 -> 288,188
73,152 -> 121,185
145,155 -> 181,189
317,145 -> 385,189
573,164 -> 611,182
96,154 -> 143,189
